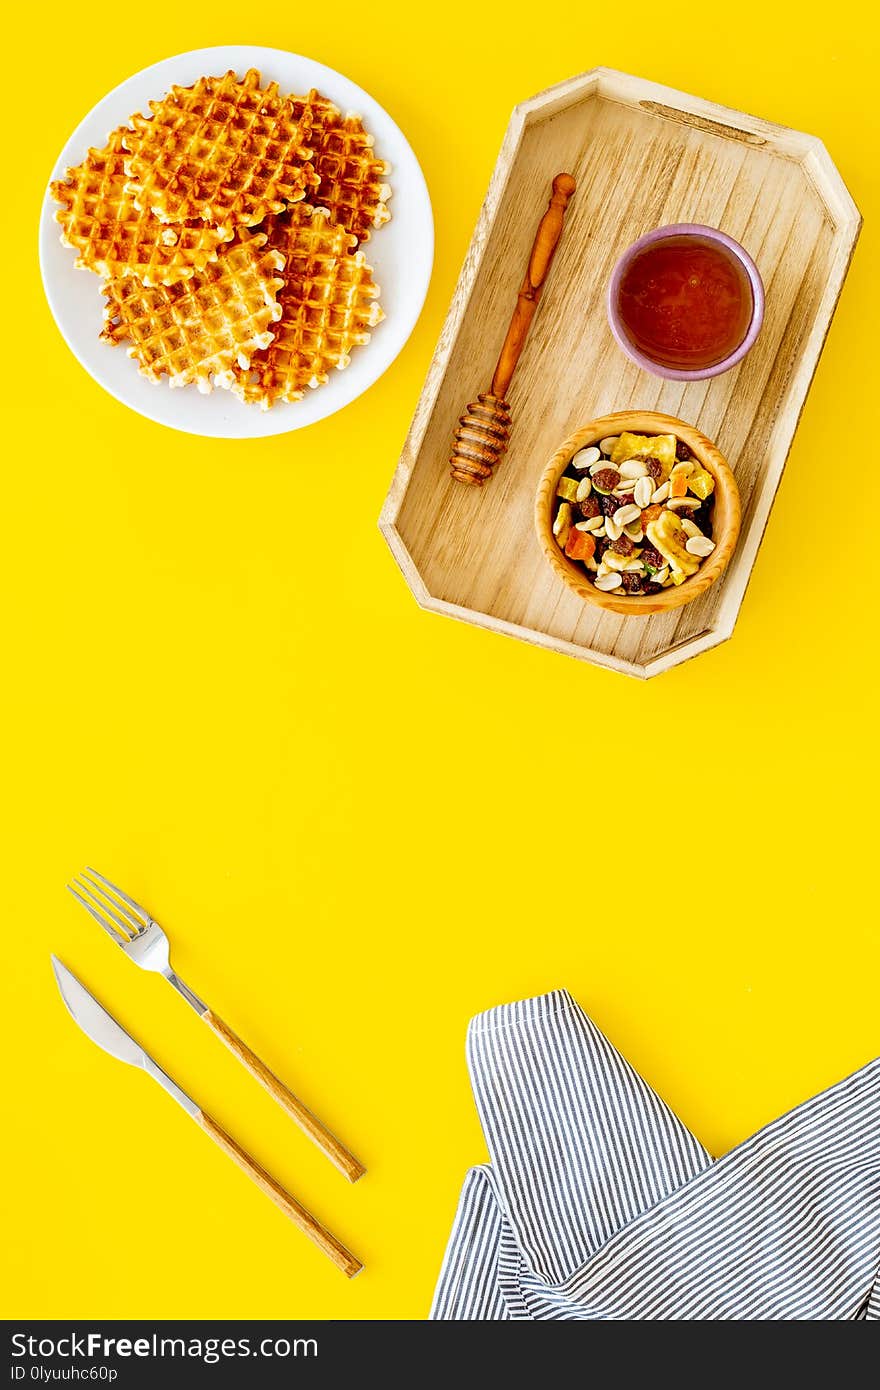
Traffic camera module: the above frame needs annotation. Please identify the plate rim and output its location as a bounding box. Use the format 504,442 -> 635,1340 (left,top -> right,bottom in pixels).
39,44 -> 434,440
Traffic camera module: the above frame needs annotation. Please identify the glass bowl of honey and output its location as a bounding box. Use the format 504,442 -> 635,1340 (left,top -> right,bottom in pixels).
607,224 -> 764,380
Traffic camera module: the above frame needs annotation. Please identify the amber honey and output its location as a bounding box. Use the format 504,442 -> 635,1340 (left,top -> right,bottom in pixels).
615,235 -> 754,372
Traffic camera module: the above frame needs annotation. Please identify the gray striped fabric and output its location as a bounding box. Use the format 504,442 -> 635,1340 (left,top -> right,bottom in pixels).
431,989 -> 880,1320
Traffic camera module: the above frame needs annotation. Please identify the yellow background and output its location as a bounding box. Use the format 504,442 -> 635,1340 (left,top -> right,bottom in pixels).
2,1 -> 878,1321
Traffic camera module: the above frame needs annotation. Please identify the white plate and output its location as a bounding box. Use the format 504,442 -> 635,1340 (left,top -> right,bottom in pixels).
39,46 -> 434,438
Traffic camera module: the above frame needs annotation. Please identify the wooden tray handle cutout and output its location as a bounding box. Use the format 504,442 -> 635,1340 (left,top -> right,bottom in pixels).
203,1010 -> 366,1184
198,1110 -> 363,1278
450,172 -> 575,486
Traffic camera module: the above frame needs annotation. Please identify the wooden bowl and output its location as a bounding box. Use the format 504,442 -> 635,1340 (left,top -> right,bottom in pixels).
535,411 -> 741,616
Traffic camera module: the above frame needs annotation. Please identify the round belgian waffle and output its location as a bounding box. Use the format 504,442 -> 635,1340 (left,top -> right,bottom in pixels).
101,230 -> 286,392
231,205 -> 383,410
123,69 -> 320,235
290,90 -> 391,243
51,128 -> 232,286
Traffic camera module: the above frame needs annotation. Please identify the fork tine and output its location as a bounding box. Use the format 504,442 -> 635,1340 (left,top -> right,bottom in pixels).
76,874 -> 145,940
67,882 -> 127,945
84,866 -> 149,929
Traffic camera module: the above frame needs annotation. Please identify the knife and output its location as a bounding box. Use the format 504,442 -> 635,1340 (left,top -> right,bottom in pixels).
50,956 -> 362,1277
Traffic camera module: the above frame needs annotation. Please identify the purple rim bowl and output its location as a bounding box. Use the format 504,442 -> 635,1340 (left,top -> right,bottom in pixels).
606,223 -> 765,382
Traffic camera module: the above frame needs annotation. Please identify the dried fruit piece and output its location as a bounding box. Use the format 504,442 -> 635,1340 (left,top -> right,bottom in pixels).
646,509 -> 700,578
579,494 -> 601,519
640,504 -> 664,534
553,501 -> 573,547
669,471 -> 688,499
556,476 -> 580,503
565,529 -> 596,562
644,457 -> 663,480
591,467 -> 620,495
688,468 -> 715,500
610,432 -> 677,472
604,548 -> 641,572
620,571 -> 643,593
676,439 -> 692,461
611,534 -> 635,556
600,493 -> 620,518
640,544 -> 665,572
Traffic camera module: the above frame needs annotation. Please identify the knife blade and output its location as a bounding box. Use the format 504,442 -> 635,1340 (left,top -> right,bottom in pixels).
51,955 -> 197,1116
49,955 -> 363,1276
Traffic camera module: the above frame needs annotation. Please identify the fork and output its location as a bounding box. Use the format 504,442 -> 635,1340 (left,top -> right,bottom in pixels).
68,866 -> 365,1182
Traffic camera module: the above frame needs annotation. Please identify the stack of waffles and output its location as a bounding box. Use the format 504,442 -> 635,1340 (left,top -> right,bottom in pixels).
51,69 -> 389,407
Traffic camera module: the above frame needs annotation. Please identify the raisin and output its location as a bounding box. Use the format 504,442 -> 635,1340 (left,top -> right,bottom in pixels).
591,467 -> 620,495
644,457 -> 663,480
617,493 -> 635,510
643,581 -> 662,595
676,440 -> 692,461
600,493 -> 619,517
695,497 -> 715,536
641,545 -> 665,571
594,537 -> 610,560
579,494 -> 601,519
621,571 -> 643,594
611,534 -> 634,556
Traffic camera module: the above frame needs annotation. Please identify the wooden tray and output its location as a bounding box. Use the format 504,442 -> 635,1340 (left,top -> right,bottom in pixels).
380,69 -> 860,677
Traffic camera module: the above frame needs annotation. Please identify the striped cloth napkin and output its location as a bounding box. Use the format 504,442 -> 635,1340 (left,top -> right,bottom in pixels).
431,989 -> 879,1320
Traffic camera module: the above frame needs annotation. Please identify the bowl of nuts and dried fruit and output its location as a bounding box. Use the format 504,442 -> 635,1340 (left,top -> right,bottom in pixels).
535,411 -> 741,615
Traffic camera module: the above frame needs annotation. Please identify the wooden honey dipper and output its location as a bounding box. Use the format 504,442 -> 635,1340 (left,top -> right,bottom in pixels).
450,172 -> 576,486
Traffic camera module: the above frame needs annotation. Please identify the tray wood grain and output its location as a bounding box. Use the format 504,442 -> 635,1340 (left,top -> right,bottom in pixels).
380,69 -> 860,677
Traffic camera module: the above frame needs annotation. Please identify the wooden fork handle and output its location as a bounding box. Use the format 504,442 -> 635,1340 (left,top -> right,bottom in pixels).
203,1010 -> 366,1184
197,1110 -> 363,1278
491,172 -> 576,401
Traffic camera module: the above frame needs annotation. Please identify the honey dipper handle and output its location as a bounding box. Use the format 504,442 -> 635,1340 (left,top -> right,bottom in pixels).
490,172 -> 576,400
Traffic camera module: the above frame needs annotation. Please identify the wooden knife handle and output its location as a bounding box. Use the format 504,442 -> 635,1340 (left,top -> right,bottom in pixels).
491,172 -> 576,400
197,1110 -> 363,1278
203,1010 -> 366,1184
